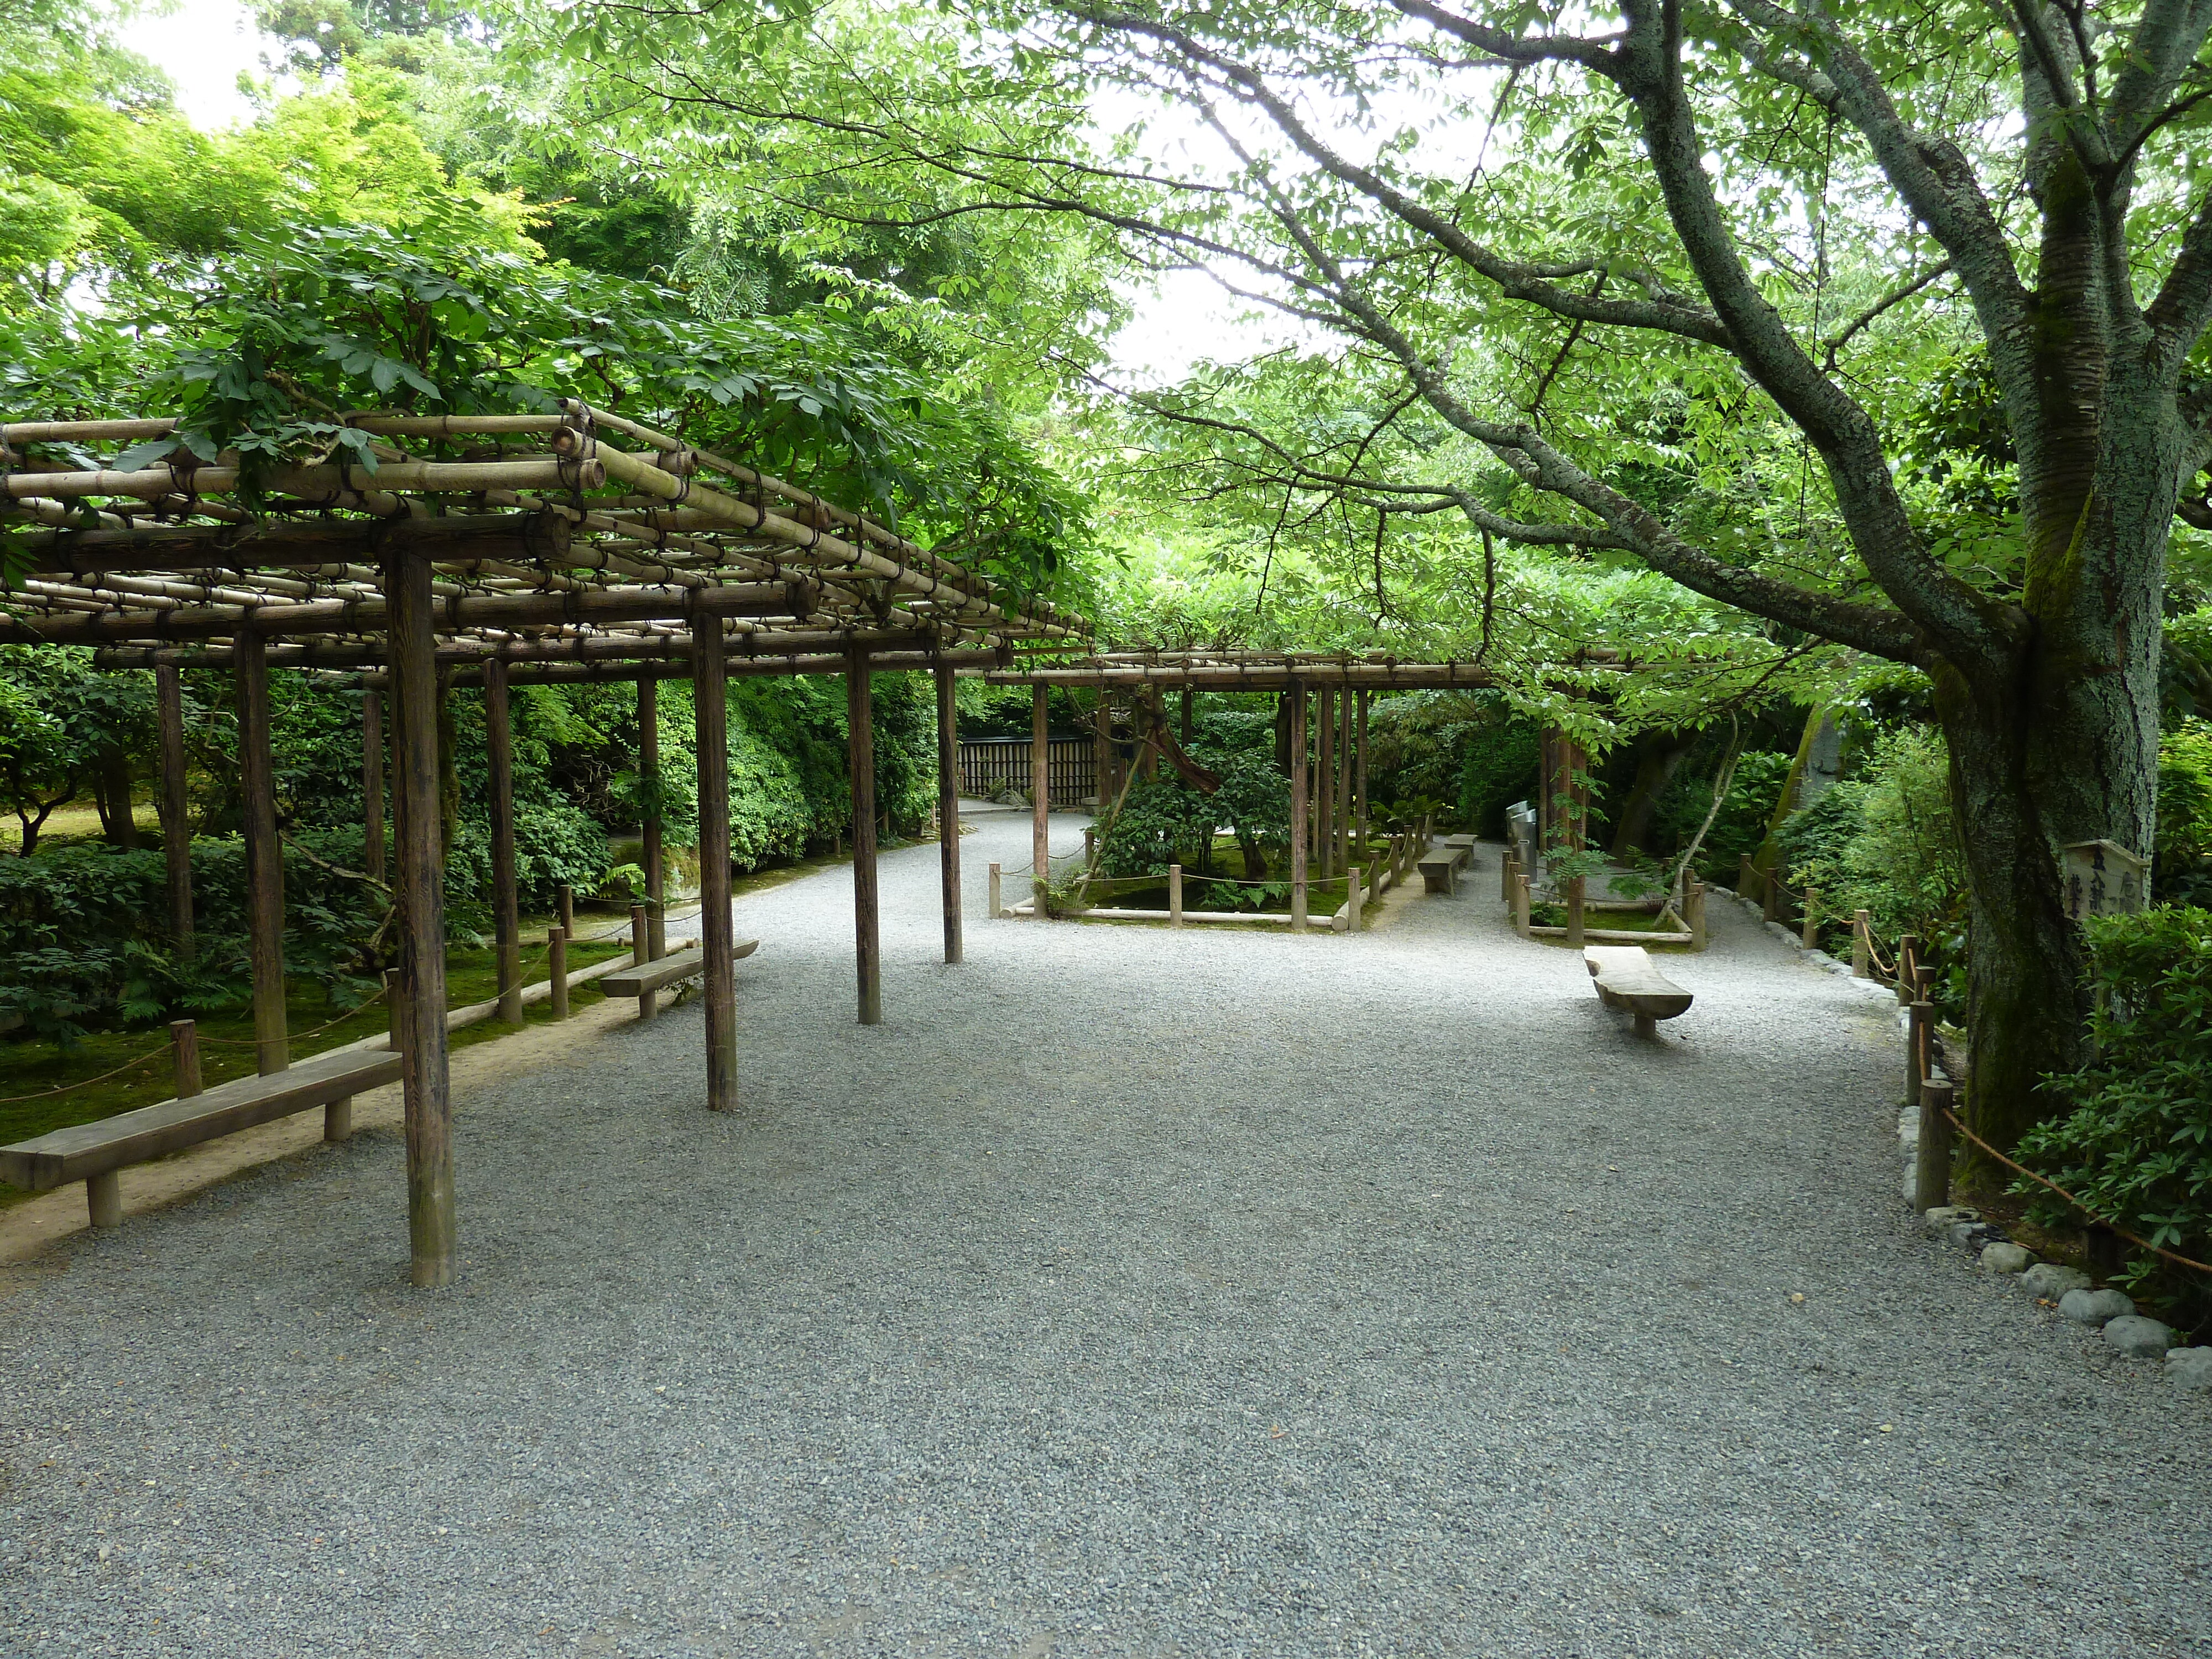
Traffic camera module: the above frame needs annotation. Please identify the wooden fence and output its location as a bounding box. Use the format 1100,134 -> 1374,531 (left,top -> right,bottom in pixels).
958,738 -> 1097,806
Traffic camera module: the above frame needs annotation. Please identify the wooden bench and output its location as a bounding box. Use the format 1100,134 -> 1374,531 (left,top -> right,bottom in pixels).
1417,842 -> 1472,895
0,1044 -> 403,1229
597,939 -> 759,1019
1584,945 -> 1694,1037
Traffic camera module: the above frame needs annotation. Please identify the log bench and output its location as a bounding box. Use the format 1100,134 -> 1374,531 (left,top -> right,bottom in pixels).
1584,945 -> 1694,1037
0,1045 -> 403,1229
1418,842 -> 1472,895
597,938 -> 759,1019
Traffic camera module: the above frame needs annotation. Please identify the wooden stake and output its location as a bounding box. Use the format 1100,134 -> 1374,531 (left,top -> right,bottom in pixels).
1289,680 -> 1309,928
1031,684 -> 1051,921
485,659 -> 522,1027
936,660 -> 962,964
693,614 -> 737,1108
169,1019 -> 201,1099
850,646 -> 881,1023
988,862 -> 1003,920
388,545 -> 455,1287
233,632 -> 287,1077
549,927 -> 568,1020
1907,998 -> 1931,1107
1348,863 -> 1363,933
1169,863 -> 1183,928
1916,1077 -> 1954,1212
1515,872 -> 1532,936
154,664 -> 194,964
1852,909 -> 1871,977
1897,934 -> 1919,1005
1566,873 -> 1586,947
558,884 -> 575,938
639,678 -> 666,962
362,686 -> 386,884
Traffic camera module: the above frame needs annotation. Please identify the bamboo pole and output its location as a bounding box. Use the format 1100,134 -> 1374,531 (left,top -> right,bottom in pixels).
485,659 -> 522,1027
695,614 -> 738,1109
4,456 -> 603,503
1031,684 -> 1051,921
851,645 -> 882,1024
936,661 -> 963,964
1290,681 -> 1310,929
233,632 -> 288,1077
362,686 -> 386,884
21,510 -> 571,574
154,664 -> 194,964
639,678 -> 666,962
388,545 -> 455,1288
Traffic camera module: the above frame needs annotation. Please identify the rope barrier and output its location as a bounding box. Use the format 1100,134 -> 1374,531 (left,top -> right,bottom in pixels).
0,1037 -> 178,1104
1939,1104 -> 2212,1277
192,979 -> 391,1047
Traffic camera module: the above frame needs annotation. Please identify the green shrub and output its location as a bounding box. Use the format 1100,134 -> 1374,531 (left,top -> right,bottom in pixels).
2015,906 -> 2212,1333
2156,719 -> 2212,906
1653,749 -> 1794,883
1096,744 -> 1290,879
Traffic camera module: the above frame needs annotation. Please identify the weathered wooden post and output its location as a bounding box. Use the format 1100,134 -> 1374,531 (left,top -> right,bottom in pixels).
1688,880 -> 1708,951
693,613 -> 738,1109
485,660 -> 523,1027
1852,907 -> 1871,977
169,1018 -> 201,1100
154,664 -> 195,964
1031,684 -> 1050,921
1355,689 -> 1370,852
1084,825 -> 1097,868
233,632 -> 288,1077
1514,872 -> 1532,936
384,967 -> 406,1056
1897,933 -> 1920,1004
1566,870 -> 1586,947
1801,885 -> 1820,950
1169,863 -> 1183,928
1315,685 -> 1335,880
630,901 -> 654,1021
849,645 -> 882,1023
638,678 -> 666,963
361,685 -> 386,885
1335,680 -> 1353,873
549,927 -> 569,1020
1907,997 -> 1931,1107
1347,863 -> 1364,932
1916,1077 -> 1954,1211
388,546 -> 454,1287
988,862 -> 1003,920
85,1170 -> 122,1230
1501,849 -> 1516,903
558,884 -> 575,939
935,660 -> 962,965
1289,679 -> 1310,929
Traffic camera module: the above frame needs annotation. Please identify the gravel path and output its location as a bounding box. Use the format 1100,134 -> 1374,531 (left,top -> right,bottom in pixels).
4,809 -> 2208,1658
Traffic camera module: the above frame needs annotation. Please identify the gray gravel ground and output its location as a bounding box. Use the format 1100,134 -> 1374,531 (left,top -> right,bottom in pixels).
4,807 -> 2209,1658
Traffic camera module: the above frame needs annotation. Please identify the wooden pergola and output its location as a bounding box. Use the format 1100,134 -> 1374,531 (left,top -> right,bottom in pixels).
2,400 -> 1088,1284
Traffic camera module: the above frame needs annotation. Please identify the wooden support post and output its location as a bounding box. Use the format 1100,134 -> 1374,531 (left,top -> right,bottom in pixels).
850,646 -> 882,1023
1348,864 -> 1364,932
1289,680 -> 1310,928
639,678 -> 666,962
233,631 -> 287,1077
1094,692 -> 1111,808
325,1096 -> 352,1144
1801,885 -> 1820,950
86,1172 -> 121,1230
485,659 -> 522,1027
1031,684 -> 1051,920
388,545 -> 454,1288
1688,881 -> 1708,951
1169,863 -> 1183,928
1907,998 -> 1931,1107
1501,851 -> 1517,904
629,902 -> 654,1020
1566,873 -> 1586,947
1897,934 -> 1919,1005
1355,690 -> 1370,852
549,927 -> 569,1020
1916,1076 -> 1954,1211
362,686 -> 386,884
1335,681 -> 1353,873
384,967 -> 407,1056
558,884 -> 575,938
988,862 -> 1003,920
1514,873 -> 1532,936
935,661 -> 962,965
1315,686 -> 1335,879
154,664 -> 195,964
693,613 -> 738,1109
169,1018 -> 201,1099
1852,909 -> 1871,977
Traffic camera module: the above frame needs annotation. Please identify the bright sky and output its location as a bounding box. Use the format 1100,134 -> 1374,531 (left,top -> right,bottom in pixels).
126,0 -> 1285,382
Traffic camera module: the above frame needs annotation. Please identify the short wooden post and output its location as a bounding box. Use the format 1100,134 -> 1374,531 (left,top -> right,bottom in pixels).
1348,863 -> 1364,932
155,665 -> 195,963
1801,885 -> 1820,950
1031,684 -> 1050,921
638,678 -> 666,961
693,611 -> 737,1108
485,659 -> 523,1027
384,967 -> 407,1056
325,1095 -> 352,1144
1907,998 -> 1932,1107
1288,679 -> 1309,928
1852,908 -> 1871,977
850,646 -> 882,1022
1897,934 -> 1919,1004
630,903 -> 650,967
1566,874 -> 1586,947
234,631 -> 288,1077
169,1018 -> 201,1099
1514,873 -> 1532,936
935,660 -> 962,966
1916,1077 -> 1954,1211
388,545 -> 454,1287
361,685 -> 385,885
1169,863 -> 1183,928
558,884 -> 575,939
1084,826 -> 1097,868
549,927 -> 569,1020
988,862 -> 1003,919
86,1172 -> 121,1230
1688,881 -> 1708,951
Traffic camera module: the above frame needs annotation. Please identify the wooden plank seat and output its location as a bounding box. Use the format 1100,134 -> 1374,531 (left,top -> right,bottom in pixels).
0,1044 -> 403,1230
1584,945 -> 1694,1037
1418,842 -> 1472,894
598,939 -> 759,1018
